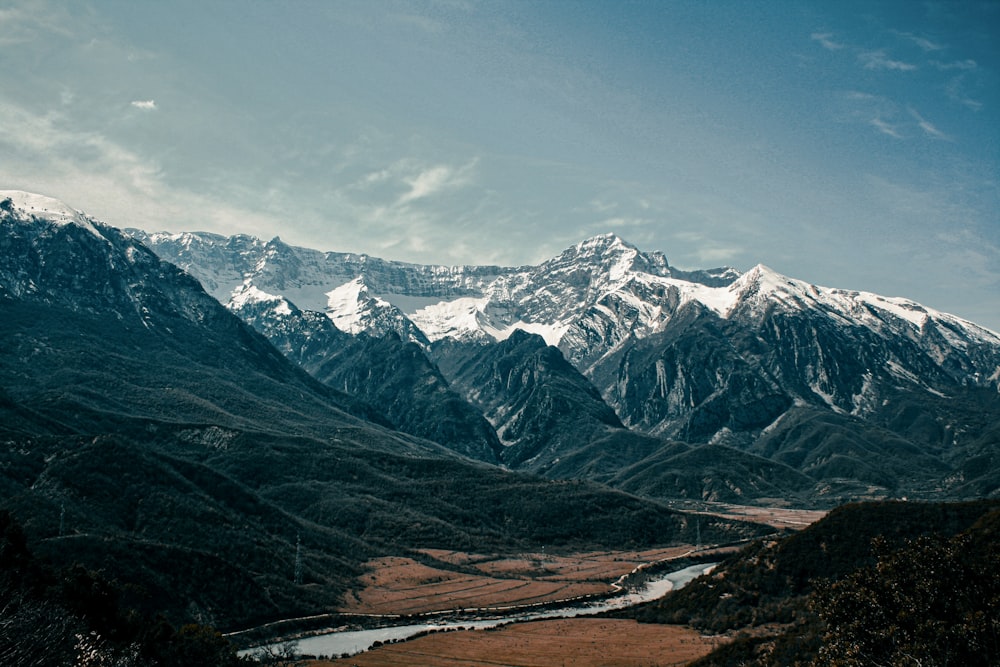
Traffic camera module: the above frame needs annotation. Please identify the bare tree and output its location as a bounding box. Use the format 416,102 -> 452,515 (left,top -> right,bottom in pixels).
248,640 -> 303,666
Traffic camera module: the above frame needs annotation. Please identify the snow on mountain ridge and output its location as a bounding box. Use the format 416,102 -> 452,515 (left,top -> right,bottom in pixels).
2,191 -> 977,360
325,277 -> 379,335
129,226 -> 1000,365
728,262 -> 1000,347
230,282 -> 292,316
0,190 -> 104,239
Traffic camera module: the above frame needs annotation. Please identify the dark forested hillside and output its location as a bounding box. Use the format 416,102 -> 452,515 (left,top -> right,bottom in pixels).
620,500 -> 1000,666
0,511 -> 251,666
230,294 -> 504,463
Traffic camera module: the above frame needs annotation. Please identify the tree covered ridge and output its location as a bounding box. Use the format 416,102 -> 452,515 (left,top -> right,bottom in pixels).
636,500 -> 1000,666
0,510 -> 249,666
812,513 -> 1000,666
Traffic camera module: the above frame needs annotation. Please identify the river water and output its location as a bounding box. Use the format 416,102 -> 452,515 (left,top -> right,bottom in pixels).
263,561 -> 715,659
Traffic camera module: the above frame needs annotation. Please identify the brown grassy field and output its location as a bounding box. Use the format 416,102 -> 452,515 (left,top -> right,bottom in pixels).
338,548 -> 700,615
693,504 -> 827,530
314,618 -> 724,666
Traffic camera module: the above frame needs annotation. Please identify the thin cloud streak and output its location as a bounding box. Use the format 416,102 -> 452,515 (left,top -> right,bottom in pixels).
810,32 -> 844,51
932,59 -> 977,71
400,164 -> 464,204
871,117 -> 903,138
909,108 -> 950,140
945,77 -> 983,112
858,50 -> 917,71
892,30 -> 943,52
0,99 -> 286,241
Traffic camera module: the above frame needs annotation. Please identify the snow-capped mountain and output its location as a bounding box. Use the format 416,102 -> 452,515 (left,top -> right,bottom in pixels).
131,220 -> 1000,501
4,189 -> 998,504
128,230 -> 742,349
132,227 -> 1000,395
1,190 -> 219,327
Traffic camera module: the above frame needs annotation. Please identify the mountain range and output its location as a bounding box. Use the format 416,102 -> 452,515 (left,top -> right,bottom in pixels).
1,190 -> 766,630
128,221 -> 1000,504
3,187 -> 999,635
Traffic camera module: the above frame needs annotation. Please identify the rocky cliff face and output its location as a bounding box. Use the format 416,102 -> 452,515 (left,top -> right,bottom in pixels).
432,330 -> 630,472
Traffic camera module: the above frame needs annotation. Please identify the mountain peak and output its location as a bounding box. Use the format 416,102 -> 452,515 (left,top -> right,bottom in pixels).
742,263 -> 789,287
549,233 -> 671,283
0,190 -> 104,239
730,263 -> 806,297
571,233 -> 641,262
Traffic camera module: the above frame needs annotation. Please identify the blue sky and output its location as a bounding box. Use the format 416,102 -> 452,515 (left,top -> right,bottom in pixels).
2,0 -> 998,330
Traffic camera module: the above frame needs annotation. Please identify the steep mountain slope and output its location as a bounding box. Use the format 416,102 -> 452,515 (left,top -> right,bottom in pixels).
432,330 -> 637,471
228,287 -> 502,462
2,191 -> 762,630
312,333 -> 503,463
431,332 -> 817,503
0,192 -> 395,440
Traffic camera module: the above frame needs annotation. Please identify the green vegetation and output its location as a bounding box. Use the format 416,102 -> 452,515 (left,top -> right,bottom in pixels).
812,520 -> 1000,666
623,500 -> 1000,666
2,425 -> 770,632
0,510 -> 249,666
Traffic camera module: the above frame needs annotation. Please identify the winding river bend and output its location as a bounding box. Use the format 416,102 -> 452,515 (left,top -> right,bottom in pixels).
256,561 -> 715,659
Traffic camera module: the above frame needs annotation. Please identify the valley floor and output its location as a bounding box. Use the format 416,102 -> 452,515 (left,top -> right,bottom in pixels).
316,617 -> 724,666
339,547 -> 704,615
288,506 -> 827,665
675,503 -> 828,531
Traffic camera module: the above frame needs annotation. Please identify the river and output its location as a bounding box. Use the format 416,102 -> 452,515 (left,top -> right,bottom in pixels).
253,561 -> 715,659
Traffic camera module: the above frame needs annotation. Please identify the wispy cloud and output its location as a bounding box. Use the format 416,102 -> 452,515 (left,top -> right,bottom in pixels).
597,216 -> 652,229
864,175 -> 1000,313
810,32 -> 844,51
0,99 -> 283,239
696,246 -> 742,264
858,50 -> 917,71
319,156 -> 489,262
909,108 -> 950,140
130,99 -> 157,111
870,117 -> 903,138
845,91 -> 880,102
0,3 -> 74,46
945,76 -> 982,112
398,160 -> 477,205
841,91 -> 905,138
0,101 -> 160,195
672,229 -> 742,264
892,30 -> 943,52
400,165 -> 456,203
932,59 -> 977,71
348,158 -> 477,205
